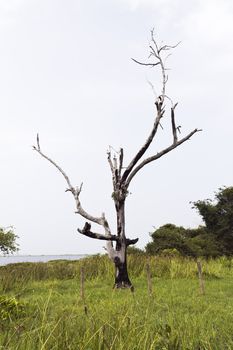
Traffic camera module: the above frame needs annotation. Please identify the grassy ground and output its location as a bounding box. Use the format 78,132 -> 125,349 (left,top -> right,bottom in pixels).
0,255 -> 233,349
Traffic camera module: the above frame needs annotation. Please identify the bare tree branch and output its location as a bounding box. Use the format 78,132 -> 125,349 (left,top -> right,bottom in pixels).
121,31 -> 172,184
125,128 -> 202,188
121,96 -> 164,184
113,155 -> 118,183
78,222 -> 119,242
33,135 -> 122,262
33,134 -> 111,230
120,30 -> 201,191
119,148 -> 124,177
36,133 -> 40,151
158,41 -> 181,53
131,58 -> 160,67
171,103 -> 178,144
33,134 -> 74,191
107,149 -> 117,190
126,237 -> 139,246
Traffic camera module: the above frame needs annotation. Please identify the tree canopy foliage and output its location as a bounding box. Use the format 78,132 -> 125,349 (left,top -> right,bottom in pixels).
146,224 -> 220,258
193,186 -> 233,256
146,187 -> 233,257
0,227 -> 19,255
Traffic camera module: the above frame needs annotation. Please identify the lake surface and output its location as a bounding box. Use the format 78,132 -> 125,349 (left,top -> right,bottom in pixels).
0,254 -> 86,266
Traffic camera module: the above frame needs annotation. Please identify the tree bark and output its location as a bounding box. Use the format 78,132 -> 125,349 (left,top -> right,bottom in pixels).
114,254 -> 132,289
113,200 -> 133,289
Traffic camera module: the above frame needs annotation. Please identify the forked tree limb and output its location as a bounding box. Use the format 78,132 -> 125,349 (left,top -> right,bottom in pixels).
33,135 -> 111,232
121,97 -> 165,184
158,42 -> 181,53
109,31 -> 186,188
121,31 -> 173,184
33,135 -> 74,191
125,128 -> 202,188
33,136 -> 140,261
119,30 -> 201,189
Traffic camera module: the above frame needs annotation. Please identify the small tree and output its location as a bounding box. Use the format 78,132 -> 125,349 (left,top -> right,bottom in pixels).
146,224 -> 190,256
193,186 -> 233,255
0,227 -> 19,255
34,31 -> 200,289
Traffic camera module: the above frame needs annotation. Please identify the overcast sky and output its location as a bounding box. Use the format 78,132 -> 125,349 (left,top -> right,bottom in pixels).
0,0 -> 233,255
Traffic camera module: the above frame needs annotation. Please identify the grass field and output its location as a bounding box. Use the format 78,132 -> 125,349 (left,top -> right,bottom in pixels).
0,255 -> 233,349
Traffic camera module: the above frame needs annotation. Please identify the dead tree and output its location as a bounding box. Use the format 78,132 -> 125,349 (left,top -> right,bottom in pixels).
33,30 -> 201,289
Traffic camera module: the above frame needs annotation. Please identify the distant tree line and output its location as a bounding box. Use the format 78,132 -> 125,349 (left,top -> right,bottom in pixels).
144,187 -> 233,258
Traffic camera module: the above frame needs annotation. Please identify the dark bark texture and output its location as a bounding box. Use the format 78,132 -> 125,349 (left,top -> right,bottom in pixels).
114,256 -> 133,289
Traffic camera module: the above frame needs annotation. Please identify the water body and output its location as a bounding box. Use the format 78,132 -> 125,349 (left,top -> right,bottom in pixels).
0,254 -> 86,266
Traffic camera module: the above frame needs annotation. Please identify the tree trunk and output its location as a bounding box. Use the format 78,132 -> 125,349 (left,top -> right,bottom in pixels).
113,200 -> 133,290
114,254 -> 133,289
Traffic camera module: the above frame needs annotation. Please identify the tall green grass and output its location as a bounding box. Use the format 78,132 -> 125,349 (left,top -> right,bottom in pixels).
1,254 -> 232,292
1,255 -> 233,349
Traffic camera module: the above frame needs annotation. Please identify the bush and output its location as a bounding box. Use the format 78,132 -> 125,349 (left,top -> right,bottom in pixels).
0,296 -> 25,321
146,224 -> 222,258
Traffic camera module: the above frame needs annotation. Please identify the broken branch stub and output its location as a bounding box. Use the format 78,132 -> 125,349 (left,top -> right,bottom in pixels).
77,222 -> 119,242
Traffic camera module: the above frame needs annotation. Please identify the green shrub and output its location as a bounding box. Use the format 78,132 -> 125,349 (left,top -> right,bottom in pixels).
0,296 -> 25,321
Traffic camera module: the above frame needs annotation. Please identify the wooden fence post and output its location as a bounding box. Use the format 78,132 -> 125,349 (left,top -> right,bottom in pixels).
196,260 -> 205,295
146,263 -> 153,297
80,266 -> 85,300
80,266 -> 88,314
